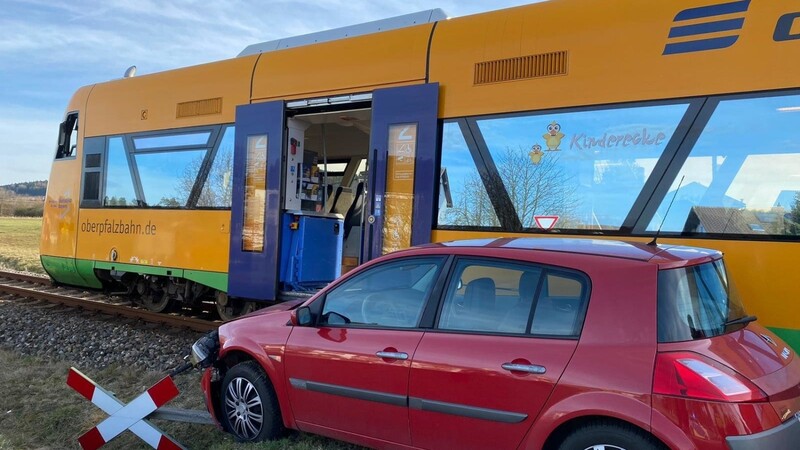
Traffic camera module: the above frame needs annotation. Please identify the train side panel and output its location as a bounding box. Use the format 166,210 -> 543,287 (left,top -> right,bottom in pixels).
40,86 -> 101,287
251,24 -> 432,101
84,56 -> 257,137
74,209 -> 230,289
430,0 -> 800,118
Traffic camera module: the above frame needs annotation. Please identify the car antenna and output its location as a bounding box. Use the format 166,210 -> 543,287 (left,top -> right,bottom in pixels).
648,175 -> 685,246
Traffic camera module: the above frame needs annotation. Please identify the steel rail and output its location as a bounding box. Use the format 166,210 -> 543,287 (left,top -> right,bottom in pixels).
0,271 -> 52,285
0,271 -> 218,333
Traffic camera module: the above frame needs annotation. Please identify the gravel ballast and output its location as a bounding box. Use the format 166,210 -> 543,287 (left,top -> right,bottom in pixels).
0,295 -> 204,373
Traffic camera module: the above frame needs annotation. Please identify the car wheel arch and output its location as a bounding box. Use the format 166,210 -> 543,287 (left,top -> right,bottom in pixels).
216,342 -> 297,430
520,391 -> 655,450
540,415 -> 667,450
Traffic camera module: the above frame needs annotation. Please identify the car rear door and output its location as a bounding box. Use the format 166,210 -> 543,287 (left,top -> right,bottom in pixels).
408,258 -> 589,450
283,256 -> 445,445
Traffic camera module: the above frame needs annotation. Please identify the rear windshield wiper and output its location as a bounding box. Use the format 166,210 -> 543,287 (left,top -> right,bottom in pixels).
724,315 -> 757,327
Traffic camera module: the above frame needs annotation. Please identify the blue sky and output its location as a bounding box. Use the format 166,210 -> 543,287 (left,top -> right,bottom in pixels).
0,0 -> 537,186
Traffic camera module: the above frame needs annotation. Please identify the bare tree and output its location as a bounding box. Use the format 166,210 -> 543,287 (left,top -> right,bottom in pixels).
173,148 -> 233,208
498,146 -> 580,228
442,173 -> 500,227
198,149 -> 233,207
441,146 -> 580,228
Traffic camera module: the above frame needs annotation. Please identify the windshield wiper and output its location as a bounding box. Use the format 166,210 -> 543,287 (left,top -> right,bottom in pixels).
724,315 -> 757,327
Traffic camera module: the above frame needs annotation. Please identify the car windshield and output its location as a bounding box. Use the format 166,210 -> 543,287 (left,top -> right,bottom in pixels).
657,259 -> 748,343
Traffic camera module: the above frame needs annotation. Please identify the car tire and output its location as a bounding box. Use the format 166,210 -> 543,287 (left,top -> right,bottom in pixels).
557,420 -> 664,450
220,361 -> 285,442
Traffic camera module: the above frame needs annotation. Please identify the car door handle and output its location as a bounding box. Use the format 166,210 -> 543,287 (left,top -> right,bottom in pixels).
502,362 -> 546,374
376,351 -> 408,360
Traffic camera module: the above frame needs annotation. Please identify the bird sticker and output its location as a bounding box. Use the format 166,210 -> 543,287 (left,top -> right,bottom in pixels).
529,144 -> 544,165
543,121 -> 565,151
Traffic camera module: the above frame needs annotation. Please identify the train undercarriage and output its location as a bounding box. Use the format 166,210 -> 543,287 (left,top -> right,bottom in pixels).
95,269 -> 260,321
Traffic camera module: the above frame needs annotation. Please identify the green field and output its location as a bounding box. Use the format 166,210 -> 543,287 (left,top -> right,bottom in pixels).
0,217 -> 44,274
0,349 -> 357,450
0,216 -> 354,449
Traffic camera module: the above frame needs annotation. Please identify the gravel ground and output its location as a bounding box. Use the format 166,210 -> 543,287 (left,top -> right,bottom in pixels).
0,294 -> 205,373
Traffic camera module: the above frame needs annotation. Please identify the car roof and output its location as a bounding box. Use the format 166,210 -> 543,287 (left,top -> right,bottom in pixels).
418,237 -> 721,265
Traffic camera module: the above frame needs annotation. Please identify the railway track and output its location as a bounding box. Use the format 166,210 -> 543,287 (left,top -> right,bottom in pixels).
0,270 -> 219,332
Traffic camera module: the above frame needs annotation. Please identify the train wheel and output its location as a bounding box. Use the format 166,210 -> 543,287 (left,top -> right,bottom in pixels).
216,292 -> 257,321
142,291 -> 172,313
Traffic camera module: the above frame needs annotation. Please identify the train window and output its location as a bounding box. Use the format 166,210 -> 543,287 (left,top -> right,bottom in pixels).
197,126 -> 234,208
135,149 -> 207,207
83,172 -> 100,201
438,121 -> 499,227
85,154 -> 101,168
133,131 -> 211,150
648,93 -> 800,237
80,137 -> 105,206
104,137 -> 137,206
471,103 -> 690,231
242,134 -> 268,252
55,113 -> 78,159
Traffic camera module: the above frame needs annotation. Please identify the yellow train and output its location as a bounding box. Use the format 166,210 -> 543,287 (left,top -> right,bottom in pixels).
42,0 -> 800,348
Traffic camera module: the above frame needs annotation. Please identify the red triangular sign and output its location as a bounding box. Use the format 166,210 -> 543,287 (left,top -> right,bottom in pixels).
534,216 -> 559,230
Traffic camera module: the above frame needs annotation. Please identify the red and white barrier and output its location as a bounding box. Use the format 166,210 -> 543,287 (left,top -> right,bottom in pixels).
67,367 -> 185,450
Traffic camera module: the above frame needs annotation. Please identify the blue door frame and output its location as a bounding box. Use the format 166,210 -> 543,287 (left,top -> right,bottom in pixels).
364,83 -> 440,262
228,101 -> 284,301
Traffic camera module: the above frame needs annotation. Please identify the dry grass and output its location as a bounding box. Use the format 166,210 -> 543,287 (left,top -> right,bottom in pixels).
0,217 -> 361,448
0,217 -> 44,274
0,349 -> 360,450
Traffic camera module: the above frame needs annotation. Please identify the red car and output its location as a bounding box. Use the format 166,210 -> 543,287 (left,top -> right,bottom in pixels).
192,239 -> 800,449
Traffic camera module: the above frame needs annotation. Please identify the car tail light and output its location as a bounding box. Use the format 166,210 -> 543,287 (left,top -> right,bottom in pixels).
653,352 -> 768,403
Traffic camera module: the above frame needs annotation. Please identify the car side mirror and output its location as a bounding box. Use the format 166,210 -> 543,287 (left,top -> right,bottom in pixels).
293,306 -> 313,326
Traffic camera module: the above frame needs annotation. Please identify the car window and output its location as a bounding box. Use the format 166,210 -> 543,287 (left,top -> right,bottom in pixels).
530,273 -> 588,337
320,257 -> 443,328
438,259 -> 589,337
657,259 -> 748,342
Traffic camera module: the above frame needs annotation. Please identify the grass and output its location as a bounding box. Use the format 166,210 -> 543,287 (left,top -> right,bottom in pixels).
0,349 -> 360,449
0,217 -> 44,274
0,216 -> 361,448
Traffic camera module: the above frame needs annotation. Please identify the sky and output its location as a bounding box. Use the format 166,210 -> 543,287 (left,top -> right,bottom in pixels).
0,0 -> 537,186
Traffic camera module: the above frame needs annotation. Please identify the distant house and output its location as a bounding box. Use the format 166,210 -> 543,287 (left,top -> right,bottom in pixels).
671,182 -> 745,209
685,206 -> 786,234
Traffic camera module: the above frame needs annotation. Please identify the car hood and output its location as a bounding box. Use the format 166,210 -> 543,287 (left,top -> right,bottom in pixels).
237,299 -> 304,320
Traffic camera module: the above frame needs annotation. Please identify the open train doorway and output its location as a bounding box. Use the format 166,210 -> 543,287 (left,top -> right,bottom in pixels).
290,106 -> 371,275
227,84 -> 439,313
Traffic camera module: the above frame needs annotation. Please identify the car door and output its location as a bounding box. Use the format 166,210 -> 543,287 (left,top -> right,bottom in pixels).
284,256 -> 445,445
408,258 -> 590,450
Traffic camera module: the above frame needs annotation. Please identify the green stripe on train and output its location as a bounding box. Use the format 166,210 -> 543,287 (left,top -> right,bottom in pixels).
41,255 -> 102,288
94,261 -> 228,291
769,327 -> 800,353
41,256 -> 228,292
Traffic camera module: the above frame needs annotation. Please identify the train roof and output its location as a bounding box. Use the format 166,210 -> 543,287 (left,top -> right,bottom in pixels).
72,0 -> 800,137
238,9 -> 447,56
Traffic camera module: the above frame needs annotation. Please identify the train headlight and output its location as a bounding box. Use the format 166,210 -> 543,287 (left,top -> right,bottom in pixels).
191,330 -> 219,368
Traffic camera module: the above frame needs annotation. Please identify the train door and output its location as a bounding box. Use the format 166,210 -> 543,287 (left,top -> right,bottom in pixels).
226,84 -> 439,311
363,83 -> 439,261
228,101 -> 284,305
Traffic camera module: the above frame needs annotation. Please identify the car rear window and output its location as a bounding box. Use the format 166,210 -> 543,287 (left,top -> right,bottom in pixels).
657,259 -> 748,343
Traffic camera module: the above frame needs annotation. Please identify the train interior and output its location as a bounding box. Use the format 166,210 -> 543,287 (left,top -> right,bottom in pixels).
289,107 -> 372,275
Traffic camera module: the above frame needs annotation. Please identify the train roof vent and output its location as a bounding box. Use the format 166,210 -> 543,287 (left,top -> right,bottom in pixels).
238,9 -> 448,57
474,51 -> 568,85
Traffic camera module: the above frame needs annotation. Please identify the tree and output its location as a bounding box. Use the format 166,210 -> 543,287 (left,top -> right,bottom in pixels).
159,197 -> 181,207
788,193 -> 800,235
442,172 -> 500,227
441,146 -> 580,228
174,148 -> 233,208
